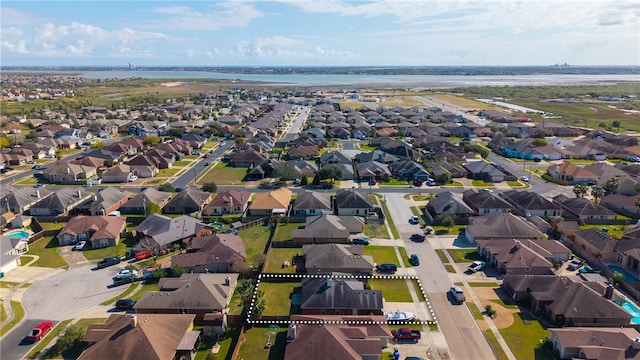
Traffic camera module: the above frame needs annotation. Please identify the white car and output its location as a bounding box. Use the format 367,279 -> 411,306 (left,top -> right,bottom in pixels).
116,269 -> 135,278
520,175 -> 530,182
468,260 -> 486,273
74,241 -> 86,251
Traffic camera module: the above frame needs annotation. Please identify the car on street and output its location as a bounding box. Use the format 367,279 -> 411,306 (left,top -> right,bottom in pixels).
409,254 -> 420,266
116,269 -> 135,278
128,175 -> 138,182
413,179 -> 423,187
467,260 -> 486,273
115,299 -> 136,310
26,321 -> 53,341
450,285 -> 466,303
74,241 -> 86,251
410,233 -> 426,242
409,215 -> 420,224
33,183 -> 45,188
97,256 -> 121,269
520,175 -> 530,182
352,237 -> 370,245
375,263 -> 398,273
134,250 -> 152,261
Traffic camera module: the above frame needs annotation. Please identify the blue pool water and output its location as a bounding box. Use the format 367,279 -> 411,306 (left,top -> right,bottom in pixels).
208,222 -> 224,230
621,301 -> 640,324
608,265 -> 640,283
5,230 -> 29,239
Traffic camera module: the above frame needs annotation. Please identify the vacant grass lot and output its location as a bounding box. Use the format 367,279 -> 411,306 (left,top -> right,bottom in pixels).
368,278 -> 412,302
259,282 -> 299,317
447,248 -> 482,263
273,223 -> 303,241
157,168 -> 181,177
199,163 -> 247,185
364,246 -> 400,265
499,313 -> 551,360
238,224 -> 272,266
363,223 -> 390,239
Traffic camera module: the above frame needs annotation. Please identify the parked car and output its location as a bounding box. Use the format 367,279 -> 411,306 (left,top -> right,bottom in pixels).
410,233 -> 426,242
567,258 -> 585,271
467,260 -> 486,273
26,321 -> 53,341
352,237 -> 370,245
97,256 -> 121,269
134,250 -> 152,261
74,241 -> 86,251
391,327 -> 421,342
450,285 -> 466,303
116,269 -> 135,278
115,298 -> 137,310
375,263 -> 398,273
409,215 -> 420,224
128,175 -> 138,182
409,254 -> 420,266
33,183 -> 45,188
321,183 -> 334,189
579,266 -> 602,274
520,175 -> 530,182
413,179 -> 423,187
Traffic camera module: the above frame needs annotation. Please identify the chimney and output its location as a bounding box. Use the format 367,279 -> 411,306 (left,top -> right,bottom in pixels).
288,324 -> 296,341
224,276 -> 230,286
130,315 -> 137,328
77,190 -> 82,198
92,195 -> 97,202
36,190 -> 40,198
515,240 -> 521,249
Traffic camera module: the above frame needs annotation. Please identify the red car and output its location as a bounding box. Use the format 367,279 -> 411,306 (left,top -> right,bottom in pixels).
27,321 -> 53,341
134,250 -> 152,261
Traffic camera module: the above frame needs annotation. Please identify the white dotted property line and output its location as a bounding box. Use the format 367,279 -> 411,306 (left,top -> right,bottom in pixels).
245,273 -> 438,325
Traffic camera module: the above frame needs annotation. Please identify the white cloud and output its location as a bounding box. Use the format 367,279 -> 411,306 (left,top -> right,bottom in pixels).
147,1 -> 263,30
1,26 -> 23,38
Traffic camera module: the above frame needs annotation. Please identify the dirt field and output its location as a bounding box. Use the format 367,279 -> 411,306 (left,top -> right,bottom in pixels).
472,286 -> 520,330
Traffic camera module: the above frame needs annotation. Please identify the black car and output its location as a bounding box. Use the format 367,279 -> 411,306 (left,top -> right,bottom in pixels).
97,256 -> 121,269
115,298 -> 136,310
410,233 -> 426,242
375,263 -> 398,273
321,183 -> 334,189
409,254 -> 420,266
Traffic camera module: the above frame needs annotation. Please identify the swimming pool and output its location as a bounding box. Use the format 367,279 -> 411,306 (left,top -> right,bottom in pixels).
621,301 -> 640,324
4,230 -> 29,239
607,264 -> 640,283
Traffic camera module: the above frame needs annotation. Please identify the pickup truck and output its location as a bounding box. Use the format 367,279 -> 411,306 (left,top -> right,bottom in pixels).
391,328 -> 421,342
97,256 -> 121,269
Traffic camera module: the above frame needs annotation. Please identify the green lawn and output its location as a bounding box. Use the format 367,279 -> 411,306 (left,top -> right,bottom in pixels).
363,245 -> 400,265
129,282 -> 160,301
483,330 -> 510,360
157,168 -> 181,177
227,289 -> 245,316
259,282 -> 300,317
398,247 -> 412,267
368,278 -> 413,302
195,325 -> 240,360
489,298 -> 518,309
273,223 -> 303,241
447,248 -> 483,263
0,304 -> 5,324
432,224 -> 466,235
499,313 -> 551,360
198,163 -> 247,185
25,236 -> 68,268
237,327 -> 287,360
468,282 -> 500,287
377,198 -> 400,239
100,283 -> 139,306
579,224 -> 627,239
238,224 -> 272,267
363,222 -> 390,239
444,264 -> 456,273
82,236 -> 136,261
0,300 -> 25,336
471,179 -> 496,187
38,222 -> 66,231
173,160 -> 192,166
263,248 -> 301,273
443,181 -> 464,187
467,302 -> 484,320
434,249 -> 449,263
29,319 -> 73,359
411,279 -> 426,302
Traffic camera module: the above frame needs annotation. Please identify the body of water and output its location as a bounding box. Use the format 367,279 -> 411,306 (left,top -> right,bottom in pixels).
15,70 -> 640,88
607,264 -> 640,282
621,301 -> 640,324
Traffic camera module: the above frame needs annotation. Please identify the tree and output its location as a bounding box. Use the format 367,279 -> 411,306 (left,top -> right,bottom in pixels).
166,128 -> 184,138
55,150 -> 63,160
531,138 -> 548,147
103,159 -> 115,168
0,136 -> 10,149
318,165 -> 343,181
171,265 -> 186,277
143,135 -> 161,146
441,216 -> 455,232
635,196 -> 640,209
300,176 -> 308,186
237,279 -> 255,309
312,173 -> 321,185
253,289 -> 267,319
91,141 -> 105,149
158,183 -> 175,192
56,324 -> 84,349
612,120 -> 621,128
439,172 -> 451,185
202,182 -> 218,193
146,202 -> 161,215
604,177 -> 620,194
591,186 -> 605,203
573,184 -> 588,197
272,163 -> 298,181
235,138 -> 246,145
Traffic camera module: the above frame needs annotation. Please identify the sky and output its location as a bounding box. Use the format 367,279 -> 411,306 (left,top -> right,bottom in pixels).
1,0 -> 639,67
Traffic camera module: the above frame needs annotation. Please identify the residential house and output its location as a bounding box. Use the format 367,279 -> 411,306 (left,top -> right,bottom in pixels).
163,189 -> 212,214
285,315 -> 389,360
465,213 -> 546,244
335,189 -> 375,217
43,162 -> 97,183
248,187 -> 292,216
354,150 -> 400,165
101,164 -> 137,183
552,195 -> 617,223
118,188 -> 172,215
462,189 -> 515,215
601,194 -> 640,218
287,159 -> 318,179
57,215 -> 126,248
477,239 -> 569,275
499,190 -> 562,218
79,314 -> 199,360
292,214 -> 365,244
356,161 -> 391,182
319,150 -> 353,166
464,161 -> 507,182
570,228 -> 617,262
546,162 -> 598,185
391,160 -> 430,181
286,144 -> 319,160
171,234 -> 246,273
300,277 -> 383,315
292,190 -> 332,216
0,186 -> 52,215
74,187 -> 131,216
135,214 -> 213,251
424,191 -> 475,225
83,149 -> 122,163
549,327 -> 640,360
584,163 -> 639,195
134,273 -> 238,322
230,148 -> 268,167
301,243 -> 374,274
202,190 -> 251,216
181,134 -> 207,148
30,188 -> 94,216
502,275 -> 631,326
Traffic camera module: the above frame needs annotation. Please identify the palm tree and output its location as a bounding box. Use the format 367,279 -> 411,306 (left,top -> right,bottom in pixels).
591,186 -> 605,203
573,184 -> 588,197
604,177 -> 620,194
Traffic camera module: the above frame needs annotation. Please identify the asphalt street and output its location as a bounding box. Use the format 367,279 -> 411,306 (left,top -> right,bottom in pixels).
171,140 -> 235,189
